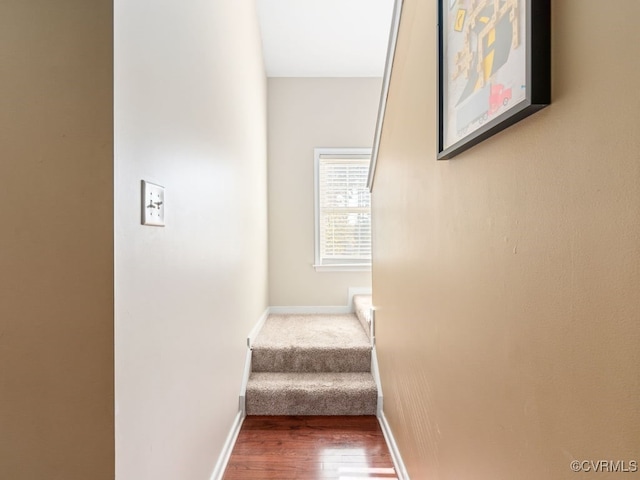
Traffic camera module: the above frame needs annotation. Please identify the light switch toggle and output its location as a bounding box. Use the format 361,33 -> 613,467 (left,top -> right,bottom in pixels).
141,180 -> 165,226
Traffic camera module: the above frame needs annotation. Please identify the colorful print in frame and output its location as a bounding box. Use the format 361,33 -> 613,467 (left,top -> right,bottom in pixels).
438,0 -> 550,159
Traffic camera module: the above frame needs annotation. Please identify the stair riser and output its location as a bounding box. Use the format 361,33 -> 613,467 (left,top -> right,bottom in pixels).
252,348 -> 371,373
246,389 -> 377,416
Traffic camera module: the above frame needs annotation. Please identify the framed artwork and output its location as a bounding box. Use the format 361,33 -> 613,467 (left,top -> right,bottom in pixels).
438,0 -> 550,159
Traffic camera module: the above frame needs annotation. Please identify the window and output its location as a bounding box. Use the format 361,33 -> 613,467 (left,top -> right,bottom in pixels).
314,148 -> 372,272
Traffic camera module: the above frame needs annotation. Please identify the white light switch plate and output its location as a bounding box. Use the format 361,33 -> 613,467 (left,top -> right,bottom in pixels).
141,180 -> 165,226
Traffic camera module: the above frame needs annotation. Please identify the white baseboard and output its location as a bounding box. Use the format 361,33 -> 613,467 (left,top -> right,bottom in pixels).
369,297 -> 406,477
247,307 -> 270,348
270,287 -> 372,316
371,345 -> 384,416
238,347 -> 252,416
209,410 -> 244,480
210,308 -> 270,479
378,410 -> 410,480
269,305 -> 352,315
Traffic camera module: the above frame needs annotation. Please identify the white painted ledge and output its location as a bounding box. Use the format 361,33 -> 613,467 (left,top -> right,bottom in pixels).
368,0 -> 405,191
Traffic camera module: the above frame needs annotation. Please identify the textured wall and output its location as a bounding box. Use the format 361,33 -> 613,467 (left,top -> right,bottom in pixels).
0,1 -> 114,479
372,1 -> 640,479
115,0 -> 268,478
268,78 -> 380,306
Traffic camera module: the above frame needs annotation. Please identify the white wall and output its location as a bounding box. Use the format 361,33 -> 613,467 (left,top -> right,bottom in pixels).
268,78 -> 381,306
115,1 -> 268,478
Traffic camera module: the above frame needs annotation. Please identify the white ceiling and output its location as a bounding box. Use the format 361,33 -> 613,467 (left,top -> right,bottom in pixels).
255,0 -> 395,77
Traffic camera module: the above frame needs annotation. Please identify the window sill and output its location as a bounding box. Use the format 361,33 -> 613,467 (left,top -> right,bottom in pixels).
313,264 -> 372,273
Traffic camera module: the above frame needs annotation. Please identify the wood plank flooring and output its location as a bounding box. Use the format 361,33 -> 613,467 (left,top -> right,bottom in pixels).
223,415 -> 397,479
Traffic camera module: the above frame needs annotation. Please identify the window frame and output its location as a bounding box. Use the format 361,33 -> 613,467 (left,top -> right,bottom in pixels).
313,147 -> 373,272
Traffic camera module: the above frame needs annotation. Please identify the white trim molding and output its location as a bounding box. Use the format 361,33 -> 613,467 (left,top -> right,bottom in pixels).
369,299 -> 408,477
313,263 -> 372,273
210,307 -> 270,479
209,410 -> 244,480
367,0 -> 405,191
371,345 -> 383,416
247,307 -> 270,349
378,410 -> 411,480
269,305 -> 353,315
271,287 -> 372,315
238,347 -> 253,416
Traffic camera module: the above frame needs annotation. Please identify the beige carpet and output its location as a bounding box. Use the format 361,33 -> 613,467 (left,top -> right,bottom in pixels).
251,313 -> 371,373
246,372 -> 377,416
353,294 -> 372,338
246,308 -> 377,416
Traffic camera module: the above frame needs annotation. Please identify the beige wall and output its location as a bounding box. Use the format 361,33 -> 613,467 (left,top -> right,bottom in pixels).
115,0 -> 268,478
0,1 -> 114,479
372,1 -> 640,479
268,78 -> 380,306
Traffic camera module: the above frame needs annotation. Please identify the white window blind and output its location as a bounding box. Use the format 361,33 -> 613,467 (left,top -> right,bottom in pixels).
314,149 -> 372,270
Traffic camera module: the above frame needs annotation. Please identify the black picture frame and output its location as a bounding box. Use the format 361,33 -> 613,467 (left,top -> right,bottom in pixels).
437,0 -> 550,160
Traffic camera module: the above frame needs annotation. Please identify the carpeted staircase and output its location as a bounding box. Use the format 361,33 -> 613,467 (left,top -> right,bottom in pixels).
245,295 -> 376,415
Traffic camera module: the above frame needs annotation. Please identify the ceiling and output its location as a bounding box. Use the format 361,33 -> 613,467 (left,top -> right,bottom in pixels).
255,0 -> 395,77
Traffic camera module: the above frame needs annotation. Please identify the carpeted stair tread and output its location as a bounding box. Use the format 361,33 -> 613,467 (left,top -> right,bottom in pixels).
252,314 -> 371,373
246,372 -> 377,416
254,313 -> 369,349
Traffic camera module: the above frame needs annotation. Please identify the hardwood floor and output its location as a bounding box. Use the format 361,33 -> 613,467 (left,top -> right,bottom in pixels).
223,415 -> 397,479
